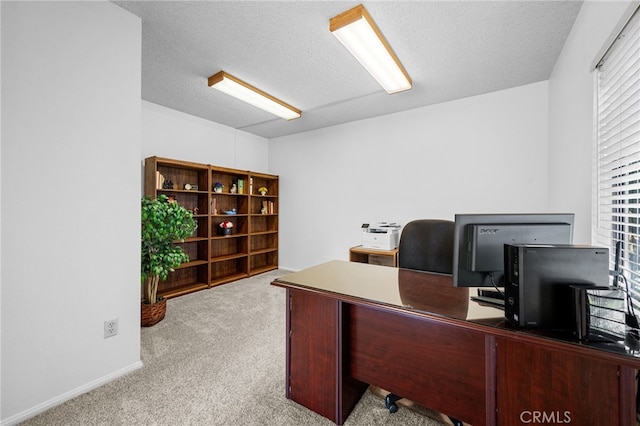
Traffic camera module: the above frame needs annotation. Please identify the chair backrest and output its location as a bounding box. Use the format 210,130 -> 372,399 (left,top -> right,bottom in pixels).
398,219 -> 455,274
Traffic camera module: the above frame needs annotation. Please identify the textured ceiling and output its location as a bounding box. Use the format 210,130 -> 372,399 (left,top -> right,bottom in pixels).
113,1 -> 583,139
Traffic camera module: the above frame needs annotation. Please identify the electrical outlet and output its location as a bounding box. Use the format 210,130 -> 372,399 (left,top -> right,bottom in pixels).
104,319 -> 118,339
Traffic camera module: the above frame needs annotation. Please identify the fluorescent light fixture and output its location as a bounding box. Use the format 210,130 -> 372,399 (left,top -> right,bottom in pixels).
208,71 -> 301,120
330,4 -> 412,94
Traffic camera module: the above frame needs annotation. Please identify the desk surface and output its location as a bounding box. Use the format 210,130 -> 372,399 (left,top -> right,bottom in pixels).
274,260 -> 640,363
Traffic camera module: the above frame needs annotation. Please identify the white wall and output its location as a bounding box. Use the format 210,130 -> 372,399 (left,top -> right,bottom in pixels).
1,2 -> 141,424
270,82 -> 550,271
142,101 -> 269,173
548,0 -> 637,244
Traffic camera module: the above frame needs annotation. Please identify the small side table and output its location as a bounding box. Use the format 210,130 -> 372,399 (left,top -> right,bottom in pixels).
349,245 -> 399,268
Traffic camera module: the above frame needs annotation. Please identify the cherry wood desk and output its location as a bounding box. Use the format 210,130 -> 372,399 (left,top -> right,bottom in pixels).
271,260 -> 640,426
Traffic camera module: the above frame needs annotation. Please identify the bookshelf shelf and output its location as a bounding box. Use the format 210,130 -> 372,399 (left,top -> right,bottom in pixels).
211,253 -> 249,262
175,259 -> 209,269
145,156 -> 278,298
251,248 -> 278,255
180,236 -> 209,243
162,283 -> 210,298
251,230 -> 278,236
249,265 -> 277,276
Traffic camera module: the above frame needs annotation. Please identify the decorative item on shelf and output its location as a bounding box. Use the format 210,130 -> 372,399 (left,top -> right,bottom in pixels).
211,197 -> 218,215
260,200 -> 274,215
224,208 -> 237,215
213,182 -> 224,193
162,179 -> 174,189
258,186 -> 268,196
192,207 -> 199,215
230,183 -> 237,193
156,172 -> 166,189
184,183 -> 198,191
218,220 -> 234,236
141,195 -> 198,326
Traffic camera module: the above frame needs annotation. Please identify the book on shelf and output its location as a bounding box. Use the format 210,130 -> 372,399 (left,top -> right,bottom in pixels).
211,197 -> 217,215
249,177 -> 253,194
156,171 -> 165,189
261,200 -> 275,214
238,178 -> 244,194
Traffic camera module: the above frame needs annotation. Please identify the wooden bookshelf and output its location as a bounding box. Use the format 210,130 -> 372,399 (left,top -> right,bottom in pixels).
144,156 -> 279,298
248,171 -> 278,277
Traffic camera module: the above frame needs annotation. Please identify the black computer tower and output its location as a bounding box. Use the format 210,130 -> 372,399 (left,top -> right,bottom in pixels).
504,244 -> 609,329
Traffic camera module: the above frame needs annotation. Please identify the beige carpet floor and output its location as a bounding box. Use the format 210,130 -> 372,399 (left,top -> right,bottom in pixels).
20,270 -> 447,426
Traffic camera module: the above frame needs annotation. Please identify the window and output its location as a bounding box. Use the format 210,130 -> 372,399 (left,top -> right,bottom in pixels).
594,7 -> 640,306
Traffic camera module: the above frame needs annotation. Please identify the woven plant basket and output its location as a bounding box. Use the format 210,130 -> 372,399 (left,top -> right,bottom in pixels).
141,298 -> 166,327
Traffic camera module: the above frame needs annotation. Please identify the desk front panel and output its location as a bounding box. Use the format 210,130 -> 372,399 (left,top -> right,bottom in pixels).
287,288 -> 368,424
348,304 -> 492,426
288,288 -> 339,421
496,337 -> 633,426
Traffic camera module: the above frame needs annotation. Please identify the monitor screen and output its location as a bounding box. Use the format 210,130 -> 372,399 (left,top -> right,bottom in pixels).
452,213 -> 575,287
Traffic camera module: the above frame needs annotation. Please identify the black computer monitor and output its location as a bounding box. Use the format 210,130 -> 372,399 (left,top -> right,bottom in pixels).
452,213 -> 575,287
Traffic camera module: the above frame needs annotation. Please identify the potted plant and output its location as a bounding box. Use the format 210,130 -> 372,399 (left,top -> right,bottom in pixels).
141,195 -> 197,326
213,182 -> 224,193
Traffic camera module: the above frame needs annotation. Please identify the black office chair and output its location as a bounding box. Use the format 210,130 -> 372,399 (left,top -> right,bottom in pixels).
398,219 -> 454,273
385,219 -> 463,426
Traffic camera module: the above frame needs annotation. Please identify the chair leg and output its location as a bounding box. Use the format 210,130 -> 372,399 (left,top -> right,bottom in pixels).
383,392 -> 463,424
384,393 -> 402,413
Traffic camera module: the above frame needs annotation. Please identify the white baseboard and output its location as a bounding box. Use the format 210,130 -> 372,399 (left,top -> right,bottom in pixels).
1,361 -> 143,426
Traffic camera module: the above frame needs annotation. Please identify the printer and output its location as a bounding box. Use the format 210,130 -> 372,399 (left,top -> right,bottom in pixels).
362,222 -> 401,250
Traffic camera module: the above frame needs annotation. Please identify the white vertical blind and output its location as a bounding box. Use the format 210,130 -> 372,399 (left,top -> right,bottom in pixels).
595,7 -> 640,304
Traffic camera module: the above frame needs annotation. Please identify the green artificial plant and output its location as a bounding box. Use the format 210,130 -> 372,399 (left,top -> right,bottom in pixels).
141,195 -> 197,304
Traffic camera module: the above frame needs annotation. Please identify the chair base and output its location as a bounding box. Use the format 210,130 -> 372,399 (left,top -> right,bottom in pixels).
385,394 -> 401,413
370,386 -> 467,425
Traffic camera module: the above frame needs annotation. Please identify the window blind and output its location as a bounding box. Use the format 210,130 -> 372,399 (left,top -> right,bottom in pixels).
595,7 -> 640,305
